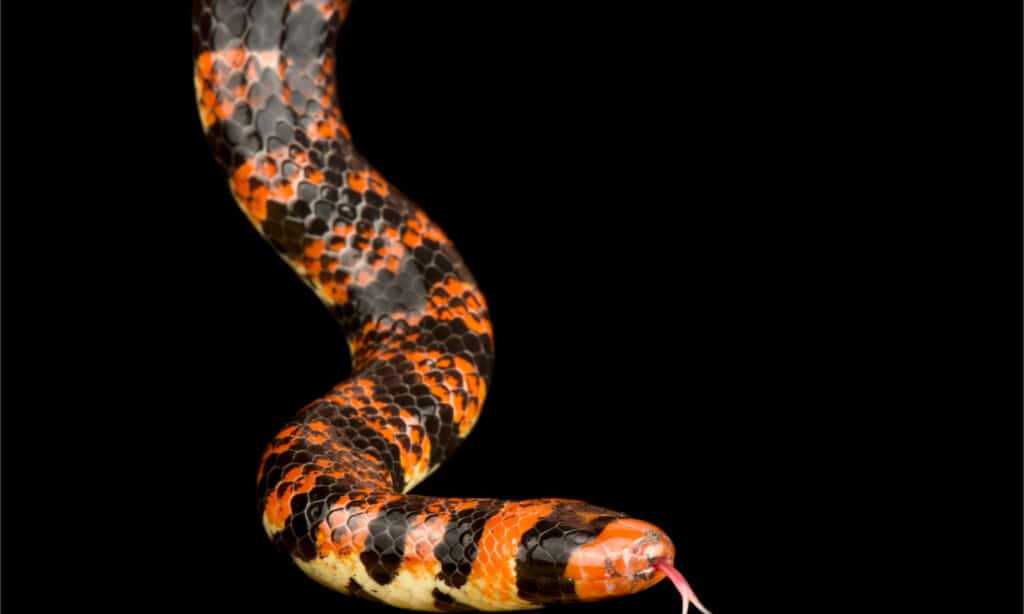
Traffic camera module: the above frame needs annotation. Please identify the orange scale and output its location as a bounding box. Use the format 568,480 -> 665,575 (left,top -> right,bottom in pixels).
329,274 -> 353,298
303,259 -> 322,276
347,170 -> 369,192
258,159 -> 277,177
282,466 -> 304,482
223,47 -> 247,68
244,60 -> 260,82
401,231 -> 421,248
368,170 -> 389,196
214,99 -> 234,121
269,179 -> 295,201
201,88 -> 216,108
196,51 -> 214,77
453,356 -> 476,374
304,240 -> 325,258
316,121 -> 336,139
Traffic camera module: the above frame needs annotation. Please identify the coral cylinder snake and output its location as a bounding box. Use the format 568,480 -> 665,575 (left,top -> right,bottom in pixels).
192,1 -> 709,611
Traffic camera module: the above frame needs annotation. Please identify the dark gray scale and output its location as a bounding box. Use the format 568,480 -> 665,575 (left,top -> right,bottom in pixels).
359,496 -> 435,585
433,499 -> 507,589
192,0 -> 258,54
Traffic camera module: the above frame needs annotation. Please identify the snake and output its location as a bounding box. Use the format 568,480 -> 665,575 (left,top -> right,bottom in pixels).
192,1 -> 710,611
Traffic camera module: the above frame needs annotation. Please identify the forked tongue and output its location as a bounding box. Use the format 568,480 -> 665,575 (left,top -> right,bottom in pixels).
653,558 -> 712,614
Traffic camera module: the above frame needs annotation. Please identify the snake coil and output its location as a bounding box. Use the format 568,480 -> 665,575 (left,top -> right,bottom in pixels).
192,1 -> 707,611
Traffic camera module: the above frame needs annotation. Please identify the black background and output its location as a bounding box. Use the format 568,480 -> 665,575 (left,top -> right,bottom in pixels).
2,2 -> 1021,612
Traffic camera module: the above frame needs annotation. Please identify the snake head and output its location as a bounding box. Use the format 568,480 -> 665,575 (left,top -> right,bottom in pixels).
513,504 -> 676,604
562,517 -> 676,601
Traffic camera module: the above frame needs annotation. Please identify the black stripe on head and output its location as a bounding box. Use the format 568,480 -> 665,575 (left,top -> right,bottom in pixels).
514,503 -> 624,604
434,499 -> 506,588
359,496 -> 433,585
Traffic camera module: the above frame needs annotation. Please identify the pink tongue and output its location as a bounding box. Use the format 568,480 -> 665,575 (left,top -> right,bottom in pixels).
652,559 -> 712,614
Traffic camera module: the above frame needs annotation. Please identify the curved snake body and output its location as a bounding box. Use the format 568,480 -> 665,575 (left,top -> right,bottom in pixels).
192,2 -> 702,611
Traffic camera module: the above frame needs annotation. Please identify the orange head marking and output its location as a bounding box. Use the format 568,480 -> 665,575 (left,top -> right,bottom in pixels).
564,517 -> 676,602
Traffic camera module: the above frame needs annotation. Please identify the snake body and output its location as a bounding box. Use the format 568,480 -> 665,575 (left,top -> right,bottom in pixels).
192,1 -> 696,611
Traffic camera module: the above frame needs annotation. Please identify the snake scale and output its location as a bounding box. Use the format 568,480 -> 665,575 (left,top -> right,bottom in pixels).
192,1 -> 709,611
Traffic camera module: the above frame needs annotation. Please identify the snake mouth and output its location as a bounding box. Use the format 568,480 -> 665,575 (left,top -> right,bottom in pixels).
634,563 -> 660,581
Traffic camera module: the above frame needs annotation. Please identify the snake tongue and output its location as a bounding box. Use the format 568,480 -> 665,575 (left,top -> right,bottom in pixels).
653,558 -> 712,614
